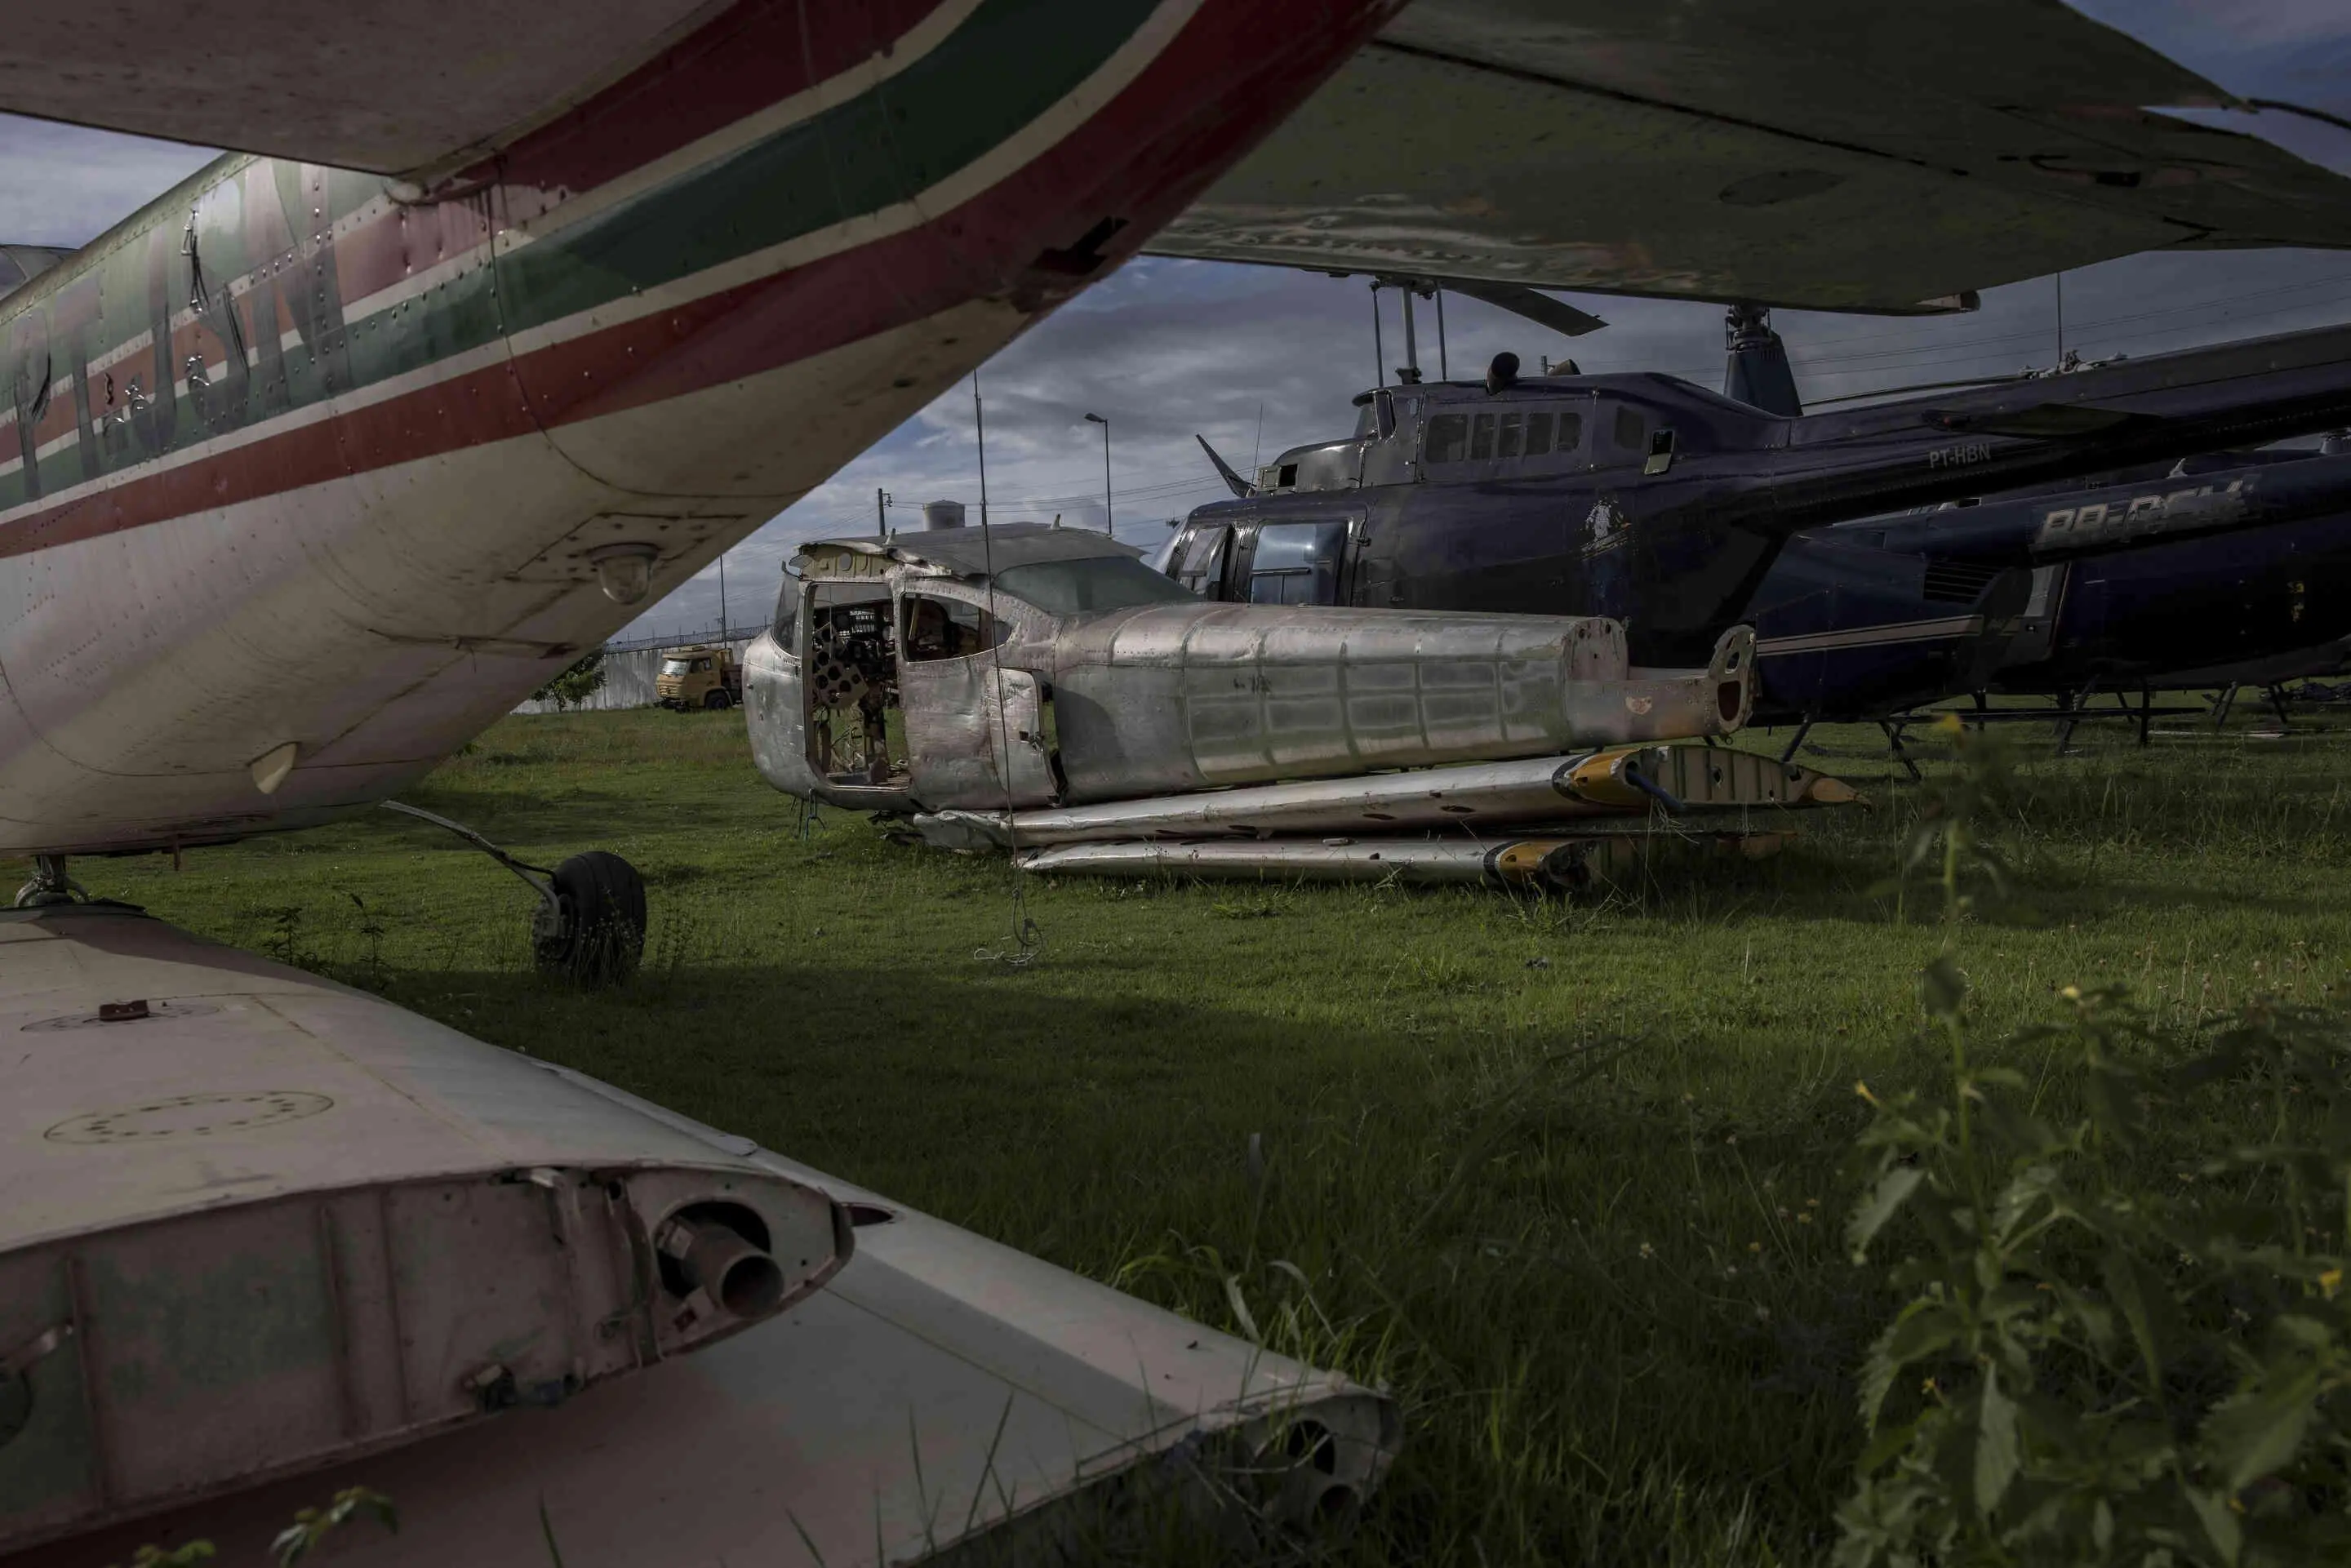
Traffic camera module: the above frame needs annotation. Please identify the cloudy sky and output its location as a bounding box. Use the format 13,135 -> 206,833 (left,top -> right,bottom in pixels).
5,0 -> 2351,645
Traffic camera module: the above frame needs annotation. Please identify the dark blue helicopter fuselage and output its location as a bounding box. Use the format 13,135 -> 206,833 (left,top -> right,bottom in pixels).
1171,324 -> 2351,686
1747,448 -> 2351,719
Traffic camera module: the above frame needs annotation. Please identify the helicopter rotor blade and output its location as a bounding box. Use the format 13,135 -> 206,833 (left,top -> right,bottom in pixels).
1810,371 -> 2038,406
1196,433 -> 1256,498
1437,278 -> 1608,339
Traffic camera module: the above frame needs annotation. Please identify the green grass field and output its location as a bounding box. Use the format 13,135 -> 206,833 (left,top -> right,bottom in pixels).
18,704 -> 2351,1565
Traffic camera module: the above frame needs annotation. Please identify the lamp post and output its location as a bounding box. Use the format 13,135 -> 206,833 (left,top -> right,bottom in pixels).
1083,411 -> 1111,535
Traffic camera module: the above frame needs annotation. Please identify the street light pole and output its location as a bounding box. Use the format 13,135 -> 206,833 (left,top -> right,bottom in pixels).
1084,411 -> 1111,535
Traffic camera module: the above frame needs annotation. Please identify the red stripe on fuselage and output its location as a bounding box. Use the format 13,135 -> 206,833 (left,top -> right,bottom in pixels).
469,0 -> 955,204
0,0 -> 1399,561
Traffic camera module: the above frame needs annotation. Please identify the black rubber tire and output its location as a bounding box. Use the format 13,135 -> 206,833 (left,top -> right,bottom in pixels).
704,689 -> 733,711
535,851 -> 647,987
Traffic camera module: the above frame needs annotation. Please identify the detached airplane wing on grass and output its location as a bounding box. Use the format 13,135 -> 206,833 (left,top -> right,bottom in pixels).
1153,0 -> 2351,312
0,905 -> 1393,1564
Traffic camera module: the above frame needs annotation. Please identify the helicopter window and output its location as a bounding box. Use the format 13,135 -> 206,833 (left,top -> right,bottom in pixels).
1612,405 -> 1646,453
1496,411 -> 1525,459
1425,414 -> 1469,464
771,577 -> 798,649
1555,411 -> 1584,453
1171,525 -> 1230,597
1247,520 -> 1347,606
1469,413 -> 1496,460
1523,411 -> 1553,457
993,557 -> 1198,615
901,593 -> 1006,662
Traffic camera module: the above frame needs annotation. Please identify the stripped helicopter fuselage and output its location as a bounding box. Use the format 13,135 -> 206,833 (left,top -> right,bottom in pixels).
741,525 -> 1865,894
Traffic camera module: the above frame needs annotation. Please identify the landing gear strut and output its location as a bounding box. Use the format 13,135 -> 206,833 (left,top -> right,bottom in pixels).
382,802 -> 647,986
11,855 -> 88,908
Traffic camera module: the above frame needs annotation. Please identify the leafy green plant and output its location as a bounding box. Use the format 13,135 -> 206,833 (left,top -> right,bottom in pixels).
1838,717 -> 2351,1566
531,650 -> 607,712
270,1488 -> 397,1565
105,1487 -> 394,1568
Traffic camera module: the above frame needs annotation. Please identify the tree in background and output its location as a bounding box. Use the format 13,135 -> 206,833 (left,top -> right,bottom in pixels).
531,650 -> 607,712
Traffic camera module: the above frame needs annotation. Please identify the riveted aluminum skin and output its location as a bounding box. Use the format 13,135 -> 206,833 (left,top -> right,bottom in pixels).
1040,611 -> 1753,802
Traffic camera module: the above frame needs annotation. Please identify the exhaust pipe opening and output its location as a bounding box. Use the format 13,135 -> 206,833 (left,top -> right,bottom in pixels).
657,1202 -> 786,1318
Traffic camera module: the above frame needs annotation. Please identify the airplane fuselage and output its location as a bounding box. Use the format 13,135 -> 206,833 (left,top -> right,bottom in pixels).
0,0 -> 1399,857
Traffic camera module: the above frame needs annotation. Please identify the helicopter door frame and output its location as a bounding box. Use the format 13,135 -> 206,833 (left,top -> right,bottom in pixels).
1231,513 -> 1360,606
1167,519 -> 1235,600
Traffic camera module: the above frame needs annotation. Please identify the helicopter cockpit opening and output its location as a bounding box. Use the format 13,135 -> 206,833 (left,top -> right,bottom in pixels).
805,581 -> 904,789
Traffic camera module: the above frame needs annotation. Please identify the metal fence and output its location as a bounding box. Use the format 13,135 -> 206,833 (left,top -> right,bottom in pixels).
515,629 -> 764,713
600,620 -> 775,655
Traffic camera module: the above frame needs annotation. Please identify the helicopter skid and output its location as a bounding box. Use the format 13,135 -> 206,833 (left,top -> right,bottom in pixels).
1011,828 -> 1796,891
912,742 -> 1857,855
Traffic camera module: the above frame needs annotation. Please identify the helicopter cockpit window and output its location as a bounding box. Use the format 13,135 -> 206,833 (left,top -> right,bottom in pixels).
771,577 -> 798,650
1469,413 -> 1497,460
1425,414 -> 1469,463
1247,520 -> 1347,606
1171,526 -> 1230,597
900,593 -> 1006,662
993,557 -> 1198,615
1612,405 -> 1646,455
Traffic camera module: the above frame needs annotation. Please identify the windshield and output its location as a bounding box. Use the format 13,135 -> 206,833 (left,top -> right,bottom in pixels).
991,557 -> 1198,615
660,659 -> 691,677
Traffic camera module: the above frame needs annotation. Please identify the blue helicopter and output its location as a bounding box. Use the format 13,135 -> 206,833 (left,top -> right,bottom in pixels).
1718,309 -> 2351,732
1168,299 -> 2351,743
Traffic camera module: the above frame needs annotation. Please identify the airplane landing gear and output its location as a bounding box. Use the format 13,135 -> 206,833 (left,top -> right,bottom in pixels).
12,855 -> 89,908
382,802 -> 646,986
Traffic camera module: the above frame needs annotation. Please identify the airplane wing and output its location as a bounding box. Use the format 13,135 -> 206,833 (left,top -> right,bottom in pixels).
1,903 -> 1395,1563
0,2 -> 725,177
1152,0 -> 2351,313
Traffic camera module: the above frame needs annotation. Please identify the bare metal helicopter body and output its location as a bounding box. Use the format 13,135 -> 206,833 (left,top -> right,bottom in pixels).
744,526 -> 1854,891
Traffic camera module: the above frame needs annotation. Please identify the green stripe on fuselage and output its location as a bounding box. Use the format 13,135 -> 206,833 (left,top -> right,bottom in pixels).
494,0 -> 1162,333
0,0 -> 1161,517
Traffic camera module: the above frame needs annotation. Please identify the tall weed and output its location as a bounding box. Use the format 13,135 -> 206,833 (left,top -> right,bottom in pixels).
1838,717 -> 2351,1566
